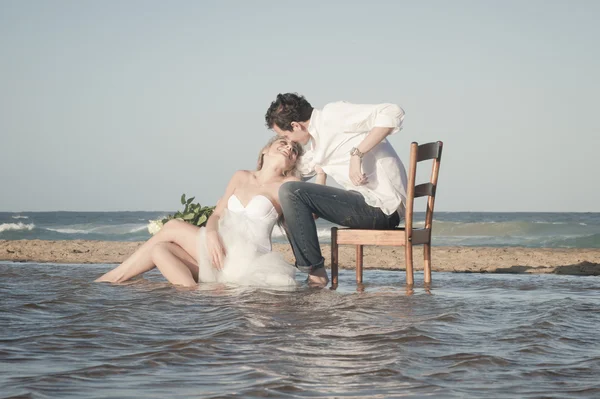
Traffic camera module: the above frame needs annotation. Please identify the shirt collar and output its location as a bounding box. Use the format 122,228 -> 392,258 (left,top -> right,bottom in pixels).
306,108 -> 321,149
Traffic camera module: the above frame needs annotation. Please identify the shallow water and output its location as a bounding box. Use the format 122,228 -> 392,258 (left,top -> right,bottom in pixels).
1,262 -> 599,398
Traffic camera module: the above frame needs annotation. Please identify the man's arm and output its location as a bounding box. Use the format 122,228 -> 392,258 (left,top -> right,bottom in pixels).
349,126 -> 396,185
336,102 -> 404,186
355,126 -> 396,155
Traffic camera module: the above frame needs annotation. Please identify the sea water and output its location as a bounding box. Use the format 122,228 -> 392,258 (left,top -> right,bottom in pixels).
1,211 -> 599,248
1,262 -> 599,398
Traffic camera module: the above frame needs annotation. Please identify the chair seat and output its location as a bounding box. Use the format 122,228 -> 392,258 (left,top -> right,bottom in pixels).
334,227 -> 431,246
335,228 -> 405,246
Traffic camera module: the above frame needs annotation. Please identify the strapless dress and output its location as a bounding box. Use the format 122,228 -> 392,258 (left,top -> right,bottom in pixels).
195,194 -> 297,288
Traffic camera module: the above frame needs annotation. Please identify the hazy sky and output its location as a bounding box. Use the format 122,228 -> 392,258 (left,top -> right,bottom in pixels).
1,0 -> 598,212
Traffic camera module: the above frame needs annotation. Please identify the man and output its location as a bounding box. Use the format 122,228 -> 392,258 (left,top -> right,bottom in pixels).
265,93 -> 408,285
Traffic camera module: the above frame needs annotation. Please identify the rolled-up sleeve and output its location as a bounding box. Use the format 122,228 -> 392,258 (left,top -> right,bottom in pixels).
322,101 -> 405,135
374,103 -> 405,134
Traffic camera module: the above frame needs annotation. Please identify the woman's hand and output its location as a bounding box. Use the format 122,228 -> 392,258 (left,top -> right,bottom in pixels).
349,155 -> 368,186
313,165 -> 327,220
206,230 -> 226,270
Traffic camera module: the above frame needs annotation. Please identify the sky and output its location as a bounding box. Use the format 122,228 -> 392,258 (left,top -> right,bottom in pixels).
1,0 -> 599,212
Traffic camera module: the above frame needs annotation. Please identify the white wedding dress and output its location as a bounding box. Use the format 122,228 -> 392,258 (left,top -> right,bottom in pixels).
195,194 -> 297,288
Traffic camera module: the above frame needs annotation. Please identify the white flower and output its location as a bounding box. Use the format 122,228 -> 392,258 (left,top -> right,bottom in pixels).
147,219 -> 164,235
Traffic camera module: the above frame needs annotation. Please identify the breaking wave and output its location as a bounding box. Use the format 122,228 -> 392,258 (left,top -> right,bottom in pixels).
0,222 -> 36,233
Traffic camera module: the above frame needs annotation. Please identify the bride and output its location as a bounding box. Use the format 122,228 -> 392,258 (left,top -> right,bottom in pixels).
95,136 -> 303,288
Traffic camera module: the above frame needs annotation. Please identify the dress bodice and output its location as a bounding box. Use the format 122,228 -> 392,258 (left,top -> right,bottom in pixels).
225,194 -> 279,252
195,194 -> 296,287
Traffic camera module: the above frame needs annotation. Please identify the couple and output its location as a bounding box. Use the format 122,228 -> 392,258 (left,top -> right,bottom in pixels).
96,93 -> 407,288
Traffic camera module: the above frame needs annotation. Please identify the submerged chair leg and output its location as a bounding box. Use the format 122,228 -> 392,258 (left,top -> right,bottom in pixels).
356,245 -> 364,283
424,243 -> 432,284
331,227 -> 339,286
405,239 -> 414,286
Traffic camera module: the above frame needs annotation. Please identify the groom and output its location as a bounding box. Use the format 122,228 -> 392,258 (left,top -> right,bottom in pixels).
265,93 -> 408,285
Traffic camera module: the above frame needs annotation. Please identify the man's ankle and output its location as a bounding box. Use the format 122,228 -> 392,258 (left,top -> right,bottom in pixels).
308,267 -> 329,286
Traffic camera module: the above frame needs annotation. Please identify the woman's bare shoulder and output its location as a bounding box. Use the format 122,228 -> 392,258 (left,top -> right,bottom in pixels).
231,170 -> 253,182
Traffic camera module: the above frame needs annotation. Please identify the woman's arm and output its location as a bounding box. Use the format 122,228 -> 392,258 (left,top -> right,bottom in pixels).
205,170 -> 246,232
315,165 -> 327,186
205,170 -> 247,269
312,166 -> 327,220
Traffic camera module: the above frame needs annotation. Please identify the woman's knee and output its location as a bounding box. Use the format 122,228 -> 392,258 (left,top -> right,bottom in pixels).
151,242 -> 171,262
159,219 -> 187,241
163,219 -> 186,231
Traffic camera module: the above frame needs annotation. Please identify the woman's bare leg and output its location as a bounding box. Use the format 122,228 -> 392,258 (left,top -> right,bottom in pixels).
151,242 -> 198,287
95,220 -> 201,283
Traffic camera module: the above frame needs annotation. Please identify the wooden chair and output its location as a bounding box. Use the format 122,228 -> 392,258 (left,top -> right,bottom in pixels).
330,141 -> 443,287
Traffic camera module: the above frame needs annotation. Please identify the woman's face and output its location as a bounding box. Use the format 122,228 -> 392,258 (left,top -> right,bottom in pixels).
267,137 -> 299,169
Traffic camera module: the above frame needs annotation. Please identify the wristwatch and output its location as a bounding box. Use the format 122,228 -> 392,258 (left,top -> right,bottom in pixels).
350,147 -> 365,158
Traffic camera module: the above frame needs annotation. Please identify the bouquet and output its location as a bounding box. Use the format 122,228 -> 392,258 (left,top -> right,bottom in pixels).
148,194 -> 215,235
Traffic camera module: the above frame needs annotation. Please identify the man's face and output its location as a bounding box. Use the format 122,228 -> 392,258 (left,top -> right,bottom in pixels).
272,122 -> 310,145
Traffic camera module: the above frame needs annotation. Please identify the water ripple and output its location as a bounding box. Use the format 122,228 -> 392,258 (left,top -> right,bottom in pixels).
1,262 -> 600,398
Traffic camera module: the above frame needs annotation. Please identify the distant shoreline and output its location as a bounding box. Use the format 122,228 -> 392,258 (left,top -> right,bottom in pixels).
1,240 -> 599,276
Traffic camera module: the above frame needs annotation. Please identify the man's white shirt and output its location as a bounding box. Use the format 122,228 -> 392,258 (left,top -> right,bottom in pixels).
298,101 -> 408,216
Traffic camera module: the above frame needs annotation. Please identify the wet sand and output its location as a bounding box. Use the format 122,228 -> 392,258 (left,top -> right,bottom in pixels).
1,240 -> 599,275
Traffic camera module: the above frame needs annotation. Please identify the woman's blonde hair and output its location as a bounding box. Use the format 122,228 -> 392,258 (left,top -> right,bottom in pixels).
256,136 -> 304,177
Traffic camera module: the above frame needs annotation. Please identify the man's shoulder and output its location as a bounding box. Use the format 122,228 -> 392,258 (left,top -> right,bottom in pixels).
322,101 -> 351,113
319,101 -> 355,125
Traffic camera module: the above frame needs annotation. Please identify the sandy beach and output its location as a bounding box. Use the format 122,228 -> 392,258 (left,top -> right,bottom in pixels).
1,239 -> 599,276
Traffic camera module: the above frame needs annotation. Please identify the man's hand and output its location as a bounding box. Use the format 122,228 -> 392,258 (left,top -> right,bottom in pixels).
206,230 -> 226,270
349,155 -> 368,186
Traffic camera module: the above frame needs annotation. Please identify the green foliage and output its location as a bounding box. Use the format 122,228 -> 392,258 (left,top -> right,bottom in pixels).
162,194 -> 215,227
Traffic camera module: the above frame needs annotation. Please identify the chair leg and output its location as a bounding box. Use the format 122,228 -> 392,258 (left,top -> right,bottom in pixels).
331,227 -> 338,286
356,245 -> 363,283
405,241 -> 414,286
424,243 -> 432,284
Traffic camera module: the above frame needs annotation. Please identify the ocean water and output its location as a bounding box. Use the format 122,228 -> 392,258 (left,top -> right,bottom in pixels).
1,261 -> 599,398
1,211 -> 599,248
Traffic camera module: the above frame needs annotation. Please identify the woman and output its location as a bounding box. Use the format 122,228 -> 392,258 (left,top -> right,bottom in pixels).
95,136 -> 303,288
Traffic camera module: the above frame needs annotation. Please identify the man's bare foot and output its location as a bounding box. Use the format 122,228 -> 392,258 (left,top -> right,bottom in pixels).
307,267 -> 329,287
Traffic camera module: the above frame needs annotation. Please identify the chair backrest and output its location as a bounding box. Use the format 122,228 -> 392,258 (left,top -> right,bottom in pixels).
404,141 -> 443,243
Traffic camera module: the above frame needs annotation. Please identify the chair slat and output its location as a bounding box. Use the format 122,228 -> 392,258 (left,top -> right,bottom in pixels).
410,228 -> 431,245
336,229 -> 406,246
414,182 -> 436,198
417,142 -> 441,162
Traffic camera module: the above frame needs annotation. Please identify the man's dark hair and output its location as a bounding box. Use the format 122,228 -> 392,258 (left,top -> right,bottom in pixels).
265,93 -> 313,131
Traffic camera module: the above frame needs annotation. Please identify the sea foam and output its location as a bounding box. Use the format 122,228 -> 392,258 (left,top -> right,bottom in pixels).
0,222 -> 35,233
